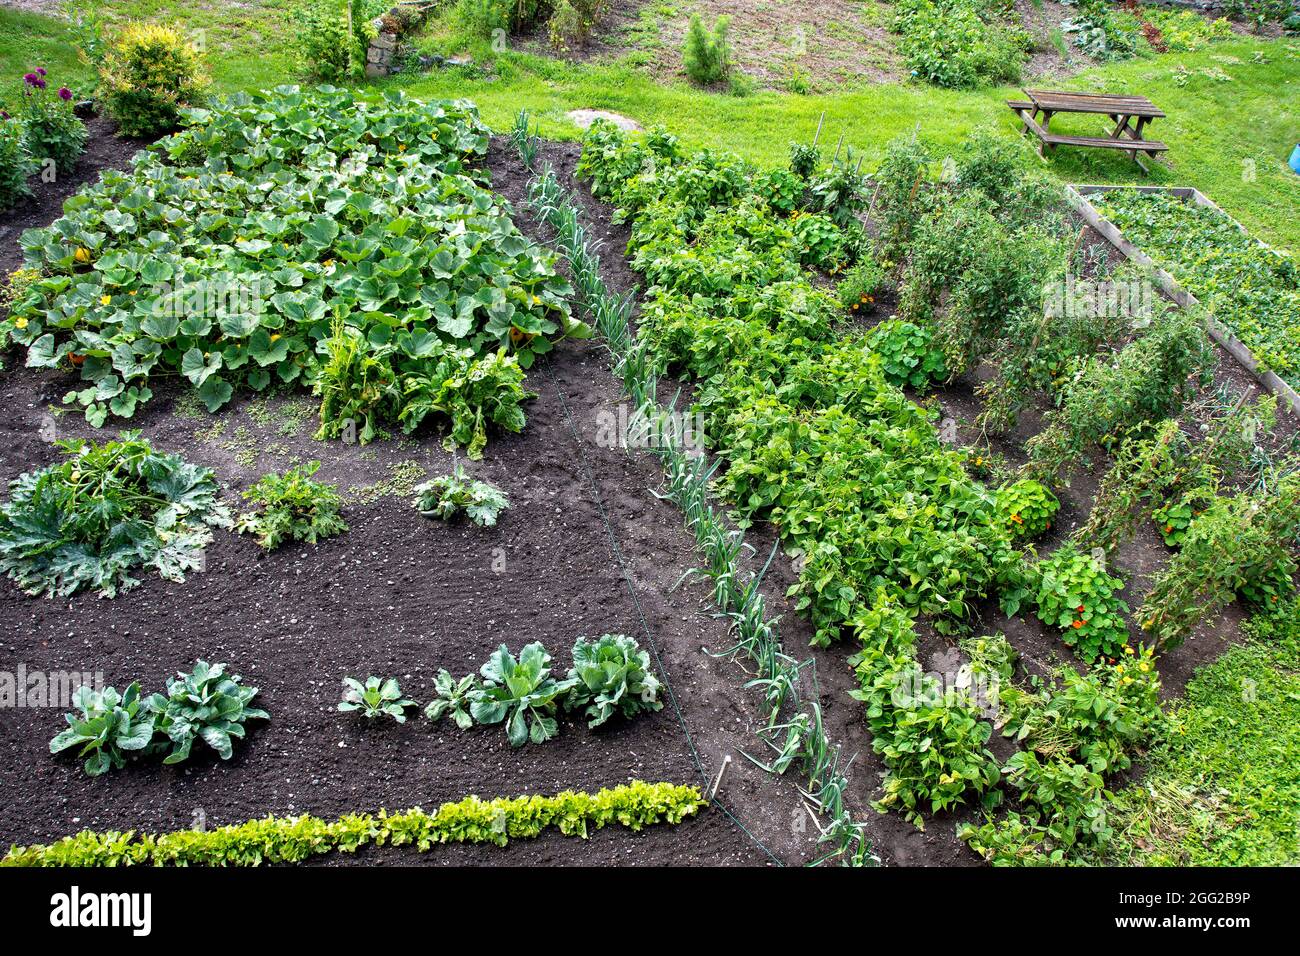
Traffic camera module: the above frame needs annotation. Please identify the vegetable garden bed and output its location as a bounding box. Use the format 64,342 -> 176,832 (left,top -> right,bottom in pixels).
1066,184 -> 1300,415
0,97 -> 868,867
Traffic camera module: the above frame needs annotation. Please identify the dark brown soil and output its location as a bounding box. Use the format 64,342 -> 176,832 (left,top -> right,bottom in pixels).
0,130 -> 857,868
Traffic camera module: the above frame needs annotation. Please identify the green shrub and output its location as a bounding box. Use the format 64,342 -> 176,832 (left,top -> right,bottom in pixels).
0,435 -> 230,599
98,22 -> 209,137
893,0 -> 1028,89
294,0 -> 355,82
0,115 -> 35,210
682,14 -> 731,86
565,634 -> 663,728
236,461 -> 348,551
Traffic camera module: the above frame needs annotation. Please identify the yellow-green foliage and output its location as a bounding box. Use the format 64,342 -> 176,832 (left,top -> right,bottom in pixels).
98,22 -> 209,137
1,780 -> 705,866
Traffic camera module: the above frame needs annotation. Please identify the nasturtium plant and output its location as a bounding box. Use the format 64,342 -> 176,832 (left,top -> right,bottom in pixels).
0,434 -> 230,599
338,676 -> 416,723
994,478 -> 1060,540
1033,544 -> 1130,662
49,683 -> 155,777
146,661 -> 269,764
866,318 -> 947,391
564,634 -> 663,729
470,643 -> 575,747
4,86 -> 584,457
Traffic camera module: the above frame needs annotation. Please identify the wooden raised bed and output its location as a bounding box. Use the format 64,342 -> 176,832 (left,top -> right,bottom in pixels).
1066,183 -> 1300,417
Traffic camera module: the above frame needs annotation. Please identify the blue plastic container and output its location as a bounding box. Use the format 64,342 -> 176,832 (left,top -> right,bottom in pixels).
1291,144 -> 1300,175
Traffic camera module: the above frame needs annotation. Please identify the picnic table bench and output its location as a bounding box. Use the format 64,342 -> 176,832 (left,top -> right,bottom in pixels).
1007,90 -> 1167,169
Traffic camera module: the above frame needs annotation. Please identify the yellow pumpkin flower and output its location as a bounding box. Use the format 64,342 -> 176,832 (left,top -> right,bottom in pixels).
14,316 -> 28,330
100,294 -> 112,306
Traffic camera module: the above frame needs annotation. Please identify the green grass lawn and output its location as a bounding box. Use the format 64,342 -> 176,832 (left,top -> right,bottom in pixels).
1,5 -> 1297,253
1102,600 -> 1300,866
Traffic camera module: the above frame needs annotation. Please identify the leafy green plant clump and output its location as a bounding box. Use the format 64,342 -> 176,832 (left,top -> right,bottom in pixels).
470,642 -> 575,747
236,461 -> 347,550
424,669 -> 478,730
1094,190 -> 1300,393
49,662 -> 268,776
49,683 -> 154,777
1,780 -> 707,866
836,256 -> 886,314
865,318 -> 947,391
1033,544 -> 1130,662
98,22 -> 210,138
4,86 -> 583,456
565,634 -> 663,728
146,661 -> 268,763
7,68 -> 87,175
413,466 -> 509,526
339,676 -> 417,722
995,478 -> 1059,540
0,435 -> 230,599
682,14 -> 731,86
892,0 -> 1030,89
0,116 -> 36,211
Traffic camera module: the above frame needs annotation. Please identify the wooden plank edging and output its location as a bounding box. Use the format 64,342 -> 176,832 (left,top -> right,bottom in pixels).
1065,184 -> 1300,417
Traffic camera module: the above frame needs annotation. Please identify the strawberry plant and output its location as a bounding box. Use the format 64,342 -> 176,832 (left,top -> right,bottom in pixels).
338,676 -> 416,723
1033,544 -> 1130,662
424,669 -> 478,730
49,683 -> 154,777
0,434 -> 230,599
146,661 -> 268,764
994,478 -> 1059,540
412,466 -> 509,527
236,461 -> 347,551
564,634 -> 663,728
470,643 -> 575,747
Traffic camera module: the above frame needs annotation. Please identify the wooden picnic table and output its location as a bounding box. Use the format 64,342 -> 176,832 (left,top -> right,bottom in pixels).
1007,89 -> 1168,169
